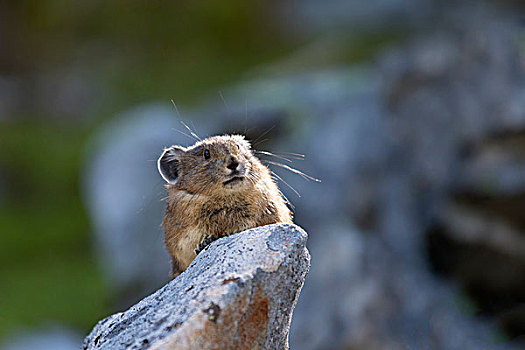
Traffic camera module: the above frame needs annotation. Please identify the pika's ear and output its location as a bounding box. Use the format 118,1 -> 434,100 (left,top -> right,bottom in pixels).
157,146 -> 184,184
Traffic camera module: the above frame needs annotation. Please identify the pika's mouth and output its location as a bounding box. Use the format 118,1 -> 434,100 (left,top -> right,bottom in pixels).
223,176 -> 244,186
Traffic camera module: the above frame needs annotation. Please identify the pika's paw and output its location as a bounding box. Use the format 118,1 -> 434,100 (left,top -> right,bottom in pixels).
195,235 -> 219,255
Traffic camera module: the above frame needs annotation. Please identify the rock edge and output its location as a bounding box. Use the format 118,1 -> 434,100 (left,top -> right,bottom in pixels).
83,223 -> 310,350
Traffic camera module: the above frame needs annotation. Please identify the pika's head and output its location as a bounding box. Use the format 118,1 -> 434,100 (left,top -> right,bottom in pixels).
158,135 -> 262,194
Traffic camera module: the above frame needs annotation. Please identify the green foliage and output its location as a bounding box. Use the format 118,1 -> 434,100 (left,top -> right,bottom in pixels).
0,122 -> 108,337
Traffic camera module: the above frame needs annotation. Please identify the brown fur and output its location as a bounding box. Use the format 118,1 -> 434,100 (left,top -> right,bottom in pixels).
158,135 -> 292,278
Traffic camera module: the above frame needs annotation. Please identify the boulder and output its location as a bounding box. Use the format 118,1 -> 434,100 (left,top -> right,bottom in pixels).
83,223 -> 310,350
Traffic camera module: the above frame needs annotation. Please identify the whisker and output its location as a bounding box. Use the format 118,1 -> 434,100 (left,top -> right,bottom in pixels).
280,190 -> 294,211
244,99 -> 248,135
275,182 -> 294,211
190,120 -> 201,138
246,174 -> 256,186
170,99 -> 200,142
263,160 -> 321,182
252,124 -> 276,145
271,171 -> 301,198
170,99 -> 182,119
252,138 -> 269,148
271,151 -> 305,160
219,91 -> 230,112
172,127 -> 195,141
180,121 -> 201,141
255,150 -> 293,163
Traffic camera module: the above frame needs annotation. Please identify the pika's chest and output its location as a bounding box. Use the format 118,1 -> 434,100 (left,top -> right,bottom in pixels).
198,197 -> 258,234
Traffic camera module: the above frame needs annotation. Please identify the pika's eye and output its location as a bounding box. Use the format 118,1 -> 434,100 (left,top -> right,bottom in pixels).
203,149 -> 211,160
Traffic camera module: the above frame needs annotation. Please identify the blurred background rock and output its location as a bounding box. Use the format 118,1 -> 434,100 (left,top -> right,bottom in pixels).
2,0 -> 525,349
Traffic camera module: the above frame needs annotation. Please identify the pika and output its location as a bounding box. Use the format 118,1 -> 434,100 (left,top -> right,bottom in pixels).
157,134 -> 292,278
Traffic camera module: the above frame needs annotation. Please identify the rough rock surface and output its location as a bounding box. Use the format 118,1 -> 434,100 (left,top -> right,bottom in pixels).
83,223 -> 310,350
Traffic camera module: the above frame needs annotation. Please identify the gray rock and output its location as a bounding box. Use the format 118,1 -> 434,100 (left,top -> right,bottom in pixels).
277,0 -> 435,34
374,2 -> 525,345
83,223 -> 310,350
290,222 -> 516,350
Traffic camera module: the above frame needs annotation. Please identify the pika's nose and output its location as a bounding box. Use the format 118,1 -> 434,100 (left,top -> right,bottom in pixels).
227,156 -> 239,171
